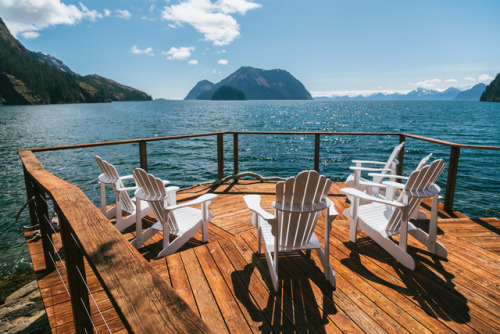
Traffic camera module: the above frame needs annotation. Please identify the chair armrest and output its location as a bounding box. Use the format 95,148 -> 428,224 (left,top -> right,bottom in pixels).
118,175 -> 134,181
349,166 -> 393,173
116,185 -> 139,192
165,186 -> 179,193
166,194 -> 217,211
382,181 -> 406,190
243,195 -> 275,220
352,160 -> 387,166
357,179 -> 388,189
341,188 -> 406,208
326,198 -> 338,218
368,173 -> 409,181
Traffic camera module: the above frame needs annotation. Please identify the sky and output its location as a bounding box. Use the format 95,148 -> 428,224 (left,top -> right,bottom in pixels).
1,0 -> 500,99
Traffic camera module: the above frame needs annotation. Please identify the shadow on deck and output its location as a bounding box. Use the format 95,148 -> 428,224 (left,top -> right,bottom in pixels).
25,181 -> 500,333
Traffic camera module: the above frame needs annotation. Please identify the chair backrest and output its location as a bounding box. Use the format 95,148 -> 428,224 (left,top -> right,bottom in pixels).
95,156 -> 135,213
273,170 -> 332,248
372,142 -> 405,184
386,159 -> 445,232
133,168 -> 169,225
415,153 -> 432,171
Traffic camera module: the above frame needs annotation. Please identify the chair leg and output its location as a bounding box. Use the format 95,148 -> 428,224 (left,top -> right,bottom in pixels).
409,229 -> 448,258
115,192 -> 122,224
316,248 -> 336,288
264,250 -> 279,291
99,183 -> 107,216
202,219 -> 208,243
349,198 -> 359,243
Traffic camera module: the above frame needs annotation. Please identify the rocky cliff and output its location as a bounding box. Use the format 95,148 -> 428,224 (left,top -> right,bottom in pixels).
480,73 -> 500,102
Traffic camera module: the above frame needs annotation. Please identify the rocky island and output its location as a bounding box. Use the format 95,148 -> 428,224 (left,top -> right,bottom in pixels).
185,66 -> 312,100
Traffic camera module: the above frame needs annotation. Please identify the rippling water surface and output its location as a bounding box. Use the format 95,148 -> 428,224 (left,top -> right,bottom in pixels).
1,100 -> 499,278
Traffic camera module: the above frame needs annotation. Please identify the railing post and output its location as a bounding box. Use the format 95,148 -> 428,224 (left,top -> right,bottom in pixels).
444,146 -> 460,213
314,134 -> 320,172
58,210 -> 93,334
233,133 -> 239,175
139,141 -> 148,171
397,134 -> 406,177
217,133 -> 224,180
23,167 -> 55,271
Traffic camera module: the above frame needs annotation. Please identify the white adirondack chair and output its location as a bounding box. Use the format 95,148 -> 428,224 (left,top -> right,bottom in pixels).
345,142 -> 405,202
341,159 -> 447,270
243,170 -> 338,291
132,168 -> 217,258
364,153 -> 434,219
95,155 -> 174,231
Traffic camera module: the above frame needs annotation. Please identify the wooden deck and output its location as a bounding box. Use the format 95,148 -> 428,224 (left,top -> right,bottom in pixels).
26,181 -> 500,333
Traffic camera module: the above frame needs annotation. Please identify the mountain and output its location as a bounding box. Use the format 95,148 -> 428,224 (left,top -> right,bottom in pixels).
0,17 -> 150,105
480,73 -> 500,102
185,66 -> 312,100
31,51 -> 76,75
185,80 -> 215,100
318,86 -> 485,101
81,75 -> 151,101
454,83 -> 486,100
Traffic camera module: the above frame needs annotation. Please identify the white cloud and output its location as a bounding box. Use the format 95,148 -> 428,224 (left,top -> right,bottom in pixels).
21,31 -> 40,39
162,46 -> 195,60
131,45 -> 155,56
161,0 -> 261,46
415,78 -> 441,88
79,3 -> 103,22
115,9 -> 131,20
0,0 -> 104,38
103,9 -> 111,17
218,59 -> 228,65
478,74 -> 494,82
464,76 -> 476,82
445,78 -> 458,83
188,59 -> 198,65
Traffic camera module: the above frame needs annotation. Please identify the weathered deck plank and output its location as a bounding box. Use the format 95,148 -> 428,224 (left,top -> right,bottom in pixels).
25,181 -> 500,333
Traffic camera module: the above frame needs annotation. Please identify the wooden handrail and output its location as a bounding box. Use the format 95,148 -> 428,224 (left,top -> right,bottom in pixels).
28,131 -> 500,153
19,149 -> 210,333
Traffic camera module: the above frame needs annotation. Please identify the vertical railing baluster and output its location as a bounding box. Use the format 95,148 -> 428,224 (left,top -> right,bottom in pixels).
23,167 -> 55,271
217,133 -> 224,180
397,134 -> 406,177
444,146 -> 460,213
233,133 -> 239,175
139,141 -> 148,171
58,210 -> 93,334
35,190 -> 55,272
314,134 -> 320,172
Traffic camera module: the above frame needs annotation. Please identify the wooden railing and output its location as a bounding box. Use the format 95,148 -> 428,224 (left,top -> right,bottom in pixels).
19,149 -> 211,333
20,131 -> 499,333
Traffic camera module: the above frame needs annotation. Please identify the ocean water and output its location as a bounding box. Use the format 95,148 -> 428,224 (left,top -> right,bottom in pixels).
0,100 -> 499,279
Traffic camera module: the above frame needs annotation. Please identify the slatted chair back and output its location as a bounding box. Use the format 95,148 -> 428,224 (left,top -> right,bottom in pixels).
95,155 -> 135,214
273,170 -> 331,248
133,168 -> 176,232
371,142 -> 405,184
386,159 -> 445,232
